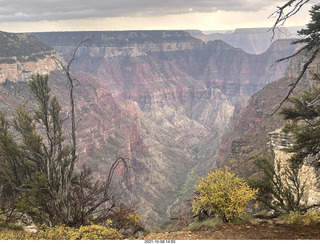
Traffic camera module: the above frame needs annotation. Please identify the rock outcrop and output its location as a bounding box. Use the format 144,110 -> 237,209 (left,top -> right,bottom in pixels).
0,31 -> 61,83
268,129 -> 320,206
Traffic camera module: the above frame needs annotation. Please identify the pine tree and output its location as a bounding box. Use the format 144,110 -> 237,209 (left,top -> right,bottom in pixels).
0,73 -> 126,227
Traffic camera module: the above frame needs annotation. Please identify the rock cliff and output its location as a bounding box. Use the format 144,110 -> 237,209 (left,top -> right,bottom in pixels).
216,50 -> 320,178
269,129 -> 320,206
191,27 -> 301,54
0,31 -> 61,83
34,31 -> 296,104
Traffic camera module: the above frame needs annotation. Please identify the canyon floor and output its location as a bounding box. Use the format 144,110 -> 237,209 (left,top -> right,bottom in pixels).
143,221 -> 320,240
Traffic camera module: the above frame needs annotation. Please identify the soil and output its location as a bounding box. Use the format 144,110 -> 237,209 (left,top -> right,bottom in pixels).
143,221 -> 320,240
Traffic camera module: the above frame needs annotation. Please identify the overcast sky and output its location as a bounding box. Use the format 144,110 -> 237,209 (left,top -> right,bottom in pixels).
0,0 -> 315,32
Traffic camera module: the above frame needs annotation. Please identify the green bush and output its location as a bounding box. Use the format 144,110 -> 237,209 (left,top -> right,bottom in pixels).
281,210 -> 320,225
192,167 -> 257,221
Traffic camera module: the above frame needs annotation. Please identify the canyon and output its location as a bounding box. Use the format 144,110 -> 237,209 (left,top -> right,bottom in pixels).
0,29 -> 298,227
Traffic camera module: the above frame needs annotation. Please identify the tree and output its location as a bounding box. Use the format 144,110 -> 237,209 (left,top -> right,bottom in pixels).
0,73 -> 127,227
271,2 -> 320,114
253,75 -> 320,213
192,167 -> 257,221
252,156 -> 306,214
280,74 -> 320,168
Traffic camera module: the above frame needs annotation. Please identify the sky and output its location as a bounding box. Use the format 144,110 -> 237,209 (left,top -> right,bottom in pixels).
0,0 -> 316,33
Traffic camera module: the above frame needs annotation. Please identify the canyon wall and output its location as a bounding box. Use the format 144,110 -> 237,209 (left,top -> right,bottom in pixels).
191,26 -> 301,54
0,31 -> 61,83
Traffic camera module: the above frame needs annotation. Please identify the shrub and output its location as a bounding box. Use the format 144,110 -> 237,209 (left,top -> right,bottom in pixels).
78,224 -> 122,240
192,167 -> 257,221
37,225 -> 78,240
0,222 -> 122,240
0,225 -> 35,240
302,210 -> 320,225
109,205 -> 143,231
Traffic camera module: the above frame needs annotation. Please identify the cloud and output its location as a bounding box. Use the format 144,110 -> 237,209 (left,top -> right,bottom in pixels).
0,0 -> 277,22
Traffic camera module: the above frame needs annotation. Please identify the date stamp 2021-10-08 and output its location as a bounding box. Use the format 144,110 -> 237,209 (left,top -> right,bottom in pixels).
144,240 -> 176,244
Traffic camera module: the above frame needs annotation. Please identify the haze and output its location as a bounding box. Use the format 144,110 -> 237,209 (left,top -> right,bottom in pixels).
0,0 -> 314,33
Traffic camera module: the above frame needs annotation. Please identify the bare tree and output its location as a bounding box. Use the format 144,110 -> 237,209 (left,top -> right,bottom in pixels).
270,0 -> 311,36
0,39 -> 128,227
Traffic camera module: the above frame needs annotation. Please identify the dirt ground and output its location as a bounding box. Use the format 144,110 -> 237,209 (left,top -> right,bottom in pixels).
143,221 -> 320,240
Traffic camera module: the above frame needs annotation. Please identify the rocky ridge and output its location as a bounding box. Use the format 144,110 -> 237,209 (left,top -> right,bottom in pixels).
191,26 -> 301,54
0,31 -> 61,83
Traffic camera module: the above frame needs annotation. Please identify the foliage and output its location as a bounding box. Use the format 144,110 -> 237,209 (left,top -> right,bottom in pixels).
272,3 -> 320,114
109,204 -> 144,232
78,224 -> 122,240
280,210 -> 320,225
0,223 -> 122,240
252,156 -> 306,214
0,73 -> 127,227
294,4 -> 320,50
37,224 -> 122,240
252,74 -> 320,214
0,229 -> 35,240
37,225 -> 78,240
192,167 -> 257,221
302,210 -> 320,225
280,79 -> 320,168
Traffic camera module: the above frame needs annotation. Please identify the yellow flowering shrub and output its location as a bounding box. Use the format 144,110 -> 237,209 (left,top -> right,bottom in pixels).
0,221 -> 122,240
36,225 -> 78,240
192,167 -> 257,221
78,224 -> 122,240
0,229 -> 35,240
303,210 -> 320,225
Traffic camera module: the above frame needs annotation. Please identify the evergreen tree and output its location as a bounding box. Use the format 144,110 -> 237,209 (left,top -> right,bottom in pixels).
252,73 -> 320,213
280,73 -> 320,167
272,2 -> 320,113
0,73 -> 126,227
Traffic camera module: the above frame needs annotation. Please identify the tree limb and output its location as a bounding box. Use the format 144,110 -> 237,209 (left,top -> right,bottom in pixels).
271,46 -> 320,115
269,0 -> 310,39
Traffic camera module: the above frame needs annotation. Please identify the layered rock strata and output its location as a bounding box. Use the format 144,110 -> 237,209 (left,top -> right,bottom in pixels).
0,31 -> 61,83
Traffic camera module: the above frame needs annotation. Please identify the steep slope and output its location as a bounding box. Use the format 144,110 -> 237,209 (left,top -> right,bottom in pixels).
216,51 -> 320,177
0,31 -> 60,83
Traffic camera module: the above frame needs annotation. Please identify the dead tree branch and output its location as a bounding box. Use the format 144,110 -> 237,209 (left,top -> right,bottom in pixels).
269,0 -> 310,39
271,46 -> 320,115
